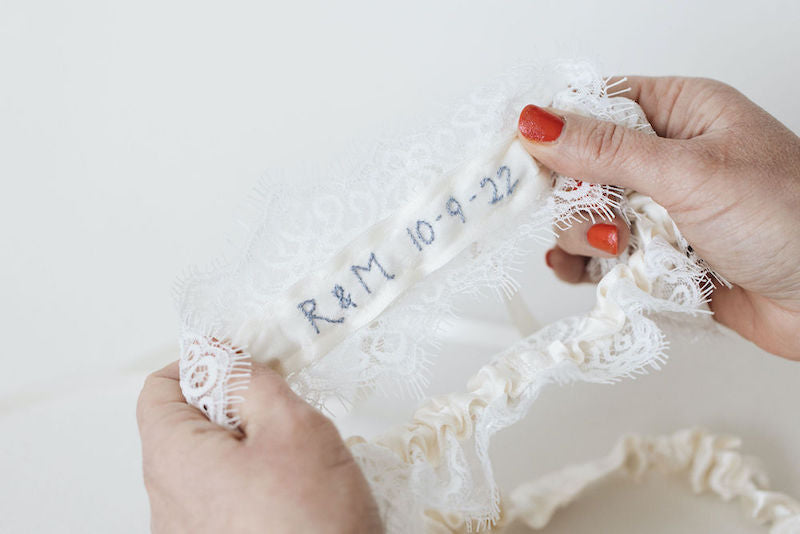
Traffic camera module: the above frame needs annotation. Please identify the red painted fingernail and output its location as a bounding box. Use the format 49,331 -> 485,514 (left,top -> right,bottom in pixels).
518,105 -> 564,142
545,249 -> 554,268
587,224 -> 618,255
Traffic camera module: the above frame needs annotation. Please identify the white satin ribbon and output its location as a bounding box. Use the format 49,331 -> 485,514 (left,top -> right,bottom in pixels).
232,138 -> 549,374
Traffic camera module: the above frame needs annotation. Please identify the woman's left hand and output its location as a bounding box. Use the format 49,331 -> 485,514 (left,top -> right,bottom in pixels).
137,361 -> 383,534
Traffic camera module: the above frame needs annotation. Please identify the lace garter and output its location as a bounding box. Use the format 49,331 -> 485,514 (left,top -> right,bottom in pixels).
174,61 -> 796,532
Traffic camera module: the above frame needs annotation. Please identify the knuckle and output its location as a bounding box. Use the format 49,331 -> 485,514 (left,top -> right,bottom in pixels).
682,139 -> 734,176
695,76 -> 737,95
692,77 -> 747,113
583,120 -> 628,167
142,370 -> 160,389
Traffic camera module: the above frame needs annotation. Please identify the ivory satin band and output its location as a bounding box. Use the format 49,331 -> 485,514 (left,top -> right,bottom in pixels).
233,139 -> 547,373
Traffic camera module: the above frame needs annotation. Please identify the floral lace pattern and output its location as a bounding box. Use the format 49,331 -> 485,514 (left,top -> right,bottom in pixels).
348,224 -> 714,532
178,334 -> 250,428
175,62 -> 620,414
170,61 -> 782,532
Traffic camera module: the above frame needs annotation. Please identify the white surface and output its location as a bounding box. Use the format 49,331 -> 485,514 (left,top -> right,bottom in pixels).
1,1 -> 799,532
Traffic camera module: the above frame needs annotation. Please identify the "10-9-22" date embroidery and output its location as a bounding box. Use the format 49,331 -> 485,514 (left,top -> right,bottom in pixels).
297,165 -> 517,335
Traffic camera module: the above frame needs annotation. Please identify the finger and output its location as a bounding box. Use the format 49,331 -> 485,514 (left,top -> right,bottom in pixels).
615,75 -> 744,139
711,285 -> 800,361
516,104 -> 685,200
545,246 -> 590,284
607,76 -> 688,138
137,361 -> 228,444
555,215 -> 630,259
236,361 -> 312,441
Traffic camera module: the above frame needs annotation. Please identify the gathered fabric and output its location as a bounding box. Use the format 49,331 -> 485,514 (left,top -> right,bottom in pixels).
173,61 -> 798,532
427,429 -> 800,533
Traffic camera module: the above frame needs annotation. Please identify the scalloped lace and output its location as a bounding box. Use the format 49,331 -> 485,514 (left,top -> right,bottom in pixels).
171,61 -> 787,533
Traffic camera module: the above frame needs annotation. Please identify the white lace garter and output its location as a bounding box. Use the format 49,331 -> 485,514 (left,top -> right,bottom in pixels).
174,61 -> 796,532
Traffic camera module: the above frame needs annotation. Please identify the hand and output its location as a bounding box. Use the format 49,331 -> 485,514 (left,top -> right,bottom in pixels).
136,361 -> 383,534
516,76 -> 800,360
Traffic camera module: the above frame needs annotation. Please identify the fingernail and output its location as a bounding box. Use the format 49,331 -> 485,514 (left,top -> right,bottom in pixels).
518,105 -> 564,142
587,224 -> 618,255
545,249 -> 554,268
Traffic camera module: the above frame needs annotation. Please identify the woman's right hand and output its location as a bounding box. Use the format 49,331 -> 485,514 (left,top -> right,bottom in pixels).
516,76 -> 800,360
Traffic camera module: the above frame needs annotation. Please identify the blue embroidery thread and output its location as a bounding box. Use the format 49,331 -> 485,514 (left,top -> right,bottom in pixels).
296,165 -> 517,335
416,219 -> 435,245
445,196 -> 466,223
480,176 -> 503,204
332,284 -> 357,309
406,227 -> 423,251
351,252 -> 395,294
498,165 -> 518,196
298,299 -> 344,334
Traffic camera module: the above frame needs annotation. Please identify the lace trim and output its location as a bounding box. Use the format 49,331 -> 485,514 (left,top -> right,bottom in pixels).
342,76 -> 716,532
176,62 -> 632,416
174,62 -> 731,529
178,334 -> 251,428
348,216 -> 713,532
421,429 -> 800,533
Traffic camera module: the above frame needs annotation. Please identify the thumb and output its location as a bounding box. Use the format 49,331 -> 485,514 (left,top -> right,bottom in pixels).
237,360 -> 319,441
516,104 -> 682,198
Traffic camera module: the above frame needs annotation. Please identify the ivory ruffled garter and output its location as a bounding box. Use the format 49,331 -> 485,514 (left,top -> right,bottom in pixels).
173,61 -> 800,533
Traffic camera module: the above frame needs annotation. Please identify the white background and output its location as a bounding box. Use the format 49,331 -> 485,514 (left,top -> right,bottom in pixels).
1,1 -> 799,532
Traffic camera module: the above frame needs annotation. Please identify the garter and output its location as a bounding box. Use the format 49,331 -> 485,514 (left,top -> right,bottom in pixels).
444,429 -> 800,533
173,61 -> 745,532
